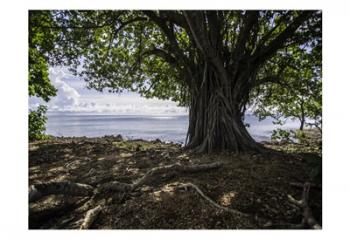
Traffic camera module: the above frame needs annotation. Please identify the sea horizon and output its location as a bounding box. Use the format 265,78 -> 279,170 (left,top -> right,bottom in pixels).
45,112 -> 299,144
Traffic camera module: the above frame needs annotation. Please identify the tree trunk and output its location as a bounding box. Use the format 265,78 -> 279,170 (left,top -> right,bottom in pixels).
299,99 -> 305,131
299,119 -> 305,131
185,63 -> 262,153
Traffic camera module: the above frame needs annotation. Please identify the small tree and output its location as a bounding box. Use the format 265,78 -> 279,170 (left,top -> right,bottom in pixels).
251,44 -> 322,132
29,105 -> 48,141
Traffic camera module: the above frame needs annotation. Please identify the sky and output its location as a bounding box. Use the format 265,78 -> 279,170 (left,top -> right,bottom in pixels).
29,67 -> 188,115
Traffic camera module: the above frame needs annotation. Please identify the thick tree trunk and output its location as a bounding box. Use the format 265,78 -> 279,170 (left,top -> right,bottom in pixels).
182,12 -> 265,153
185,64 -> 262,153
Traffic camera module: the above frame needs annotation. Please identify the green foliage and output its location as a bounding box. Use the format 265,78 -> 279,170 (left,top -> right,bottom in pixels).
29,11 -> 57,101
29,11 -> 58,141
252,44 -> 322,131
294,129 -> 306,143
29,105 -> 49,141
36,10 -> 321,109
271,129 -> 293,143
271,128 -> 314,145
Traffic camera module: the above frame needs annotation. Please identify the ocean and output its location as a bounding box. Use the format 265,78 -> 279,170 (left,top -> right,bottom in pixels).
46,113 -> 299,144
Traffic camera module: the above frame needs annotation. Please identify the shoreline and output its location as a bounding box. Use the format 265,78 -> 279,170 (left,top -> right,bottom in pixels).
31,127 -> 321,154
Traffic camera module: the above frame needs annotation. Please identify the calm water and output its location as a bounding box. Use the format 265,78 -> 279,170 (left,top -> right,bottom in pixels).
46,113 -> 299,143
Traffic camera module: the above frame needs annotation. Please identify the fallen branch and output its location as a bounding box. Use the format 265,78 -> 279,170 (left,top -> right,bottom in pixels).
80,204 -> 104,229
100,162 -> 223,193
178,182 -> 249,217
29,182 -> 93,203
287,182 -> 321,229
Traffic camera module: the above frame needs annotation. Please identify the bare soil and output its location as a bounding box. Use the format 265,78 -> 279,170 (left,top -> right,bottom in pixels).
29,135 -> 322,229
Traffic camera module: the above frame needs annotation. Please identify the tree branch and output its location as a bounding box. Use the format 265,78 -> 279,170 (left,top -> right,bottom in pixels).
252,11 -> 313,65
142,48 -> 177,66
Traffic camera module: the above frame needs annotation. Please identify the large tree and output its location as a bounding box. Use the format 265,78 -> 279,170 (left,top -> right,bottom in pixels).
31,10 -> 321,153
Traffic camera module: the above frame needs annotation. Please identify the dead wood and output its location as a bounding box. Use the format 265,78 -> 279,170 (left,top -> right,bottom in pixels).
178,182 -> 249,217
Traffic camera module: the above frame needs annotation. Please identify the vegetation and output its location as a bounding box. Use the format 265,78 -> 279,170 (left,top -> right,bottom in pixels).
29,10 -> 321,153
28,105 -> 49,141
29,11 -> 57,101
29,11 -> 58,140
251,43 -> 322,132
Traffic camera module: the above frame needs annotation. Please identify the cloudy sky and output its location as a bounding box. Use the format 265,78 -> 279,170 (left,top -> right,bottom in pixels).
29,67 -> 188,115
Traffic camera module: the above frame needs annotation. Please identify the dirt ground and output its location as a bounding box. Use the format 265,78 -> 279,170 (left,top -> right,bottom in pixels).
29,135 -> 322,229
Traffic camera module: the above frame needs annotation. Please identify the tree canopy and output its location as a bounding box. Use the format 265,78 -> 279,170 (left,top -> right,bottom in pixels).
29,11 -> 58,101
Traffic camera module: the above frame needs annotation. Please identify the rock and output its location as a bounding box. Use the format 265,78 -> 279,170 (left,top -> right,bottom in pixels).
154,138 -> 162,143
115,134 -> 123,141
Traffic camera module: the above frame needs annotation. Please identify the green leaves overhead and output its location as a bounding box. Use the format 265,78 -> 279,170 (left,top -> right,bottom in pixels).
29,11 -> 58,101
31,10 -> 321,111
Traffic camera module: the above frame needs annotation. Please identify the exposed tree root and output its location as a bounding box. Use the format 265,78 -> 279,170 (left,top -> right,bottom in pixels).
287,182 -> 321,229
262,182 -> 321,229
29,162 -> 224,228
80,203 -> 104,229
100,162 -> 224,193
29,201 -> 77,228
177,183 -> 249,217
29,196 -> 91,229
29,182 -> 94,203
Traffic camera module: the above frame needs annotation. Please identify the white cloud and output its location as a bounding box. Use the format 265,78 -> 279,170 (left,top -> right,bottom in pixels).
68,93 -> 188,115
48,68 -> 80,110
29,67 -> 188,115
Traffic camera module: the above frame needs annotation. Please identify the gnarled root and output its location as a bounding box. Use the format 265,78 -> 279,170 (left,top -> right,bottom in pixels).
100,162 -> 223,193
177,182 -> 249,217
29,162 -> 224,229
29,182 -> 94,203
80,203 -> 104,229
287,182 -> 321,229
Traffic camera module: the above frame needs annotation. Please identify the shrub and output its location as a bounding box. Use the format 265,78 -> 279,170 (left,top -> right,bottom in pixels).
29,105 -> 49,141
271,129 -> 293,143
294,129 -> 307,144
